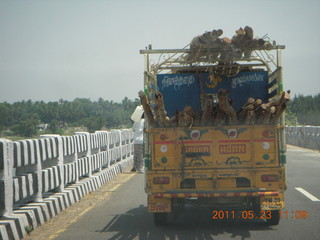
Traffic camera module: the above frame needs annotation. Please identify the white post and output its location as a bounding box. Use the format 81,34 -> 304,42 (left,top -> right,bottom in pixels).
32,140 -> 43,202
41,135 -> 64,192
75,132 -> 92,177
74,149 -> 79,183
119,130 -> 123,161
0,139 -> 14,216
95,133 -> 102,172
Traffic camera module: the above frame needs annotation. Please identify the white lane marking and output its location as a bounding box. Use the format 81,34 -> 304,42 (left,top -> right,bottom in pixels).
295,187 -> 320,201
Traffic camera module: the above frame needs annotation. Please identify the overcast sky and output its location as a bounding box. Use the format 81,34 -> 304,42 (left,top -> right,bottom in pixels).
1,0 -> 319,103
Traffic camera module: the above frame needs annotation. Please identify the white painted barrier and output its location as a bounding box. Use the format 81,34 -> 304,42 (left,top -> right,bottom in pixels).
0,129 -> 134,239
286,126 -> 320,150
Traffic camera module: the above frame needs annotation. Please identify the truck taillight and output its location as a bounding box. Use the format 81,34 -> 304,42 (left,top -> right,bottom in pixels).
261,174 -> 279,182
153,177 -> 170,184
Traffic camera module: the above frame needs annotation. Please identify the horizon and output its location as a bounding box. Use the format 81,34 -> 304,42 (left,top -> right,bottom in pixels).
1,0 -> 319,103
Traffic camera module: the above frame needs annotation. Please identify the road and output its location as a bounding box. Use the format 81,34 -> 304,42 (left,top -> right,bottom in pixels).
25,145 -> 320,240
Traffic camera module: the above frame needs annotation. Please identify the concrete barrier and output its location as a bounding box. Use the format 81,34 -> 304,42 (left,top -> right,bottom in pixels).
0,129 -> 134,240
286,126 -> 320,150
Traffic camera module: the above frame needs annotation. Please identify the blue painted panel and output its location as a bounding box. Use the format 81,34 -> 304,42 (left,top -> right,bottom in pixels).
157,71 -> 268,115
199,71 -> 268,110
157,74 -> 200,117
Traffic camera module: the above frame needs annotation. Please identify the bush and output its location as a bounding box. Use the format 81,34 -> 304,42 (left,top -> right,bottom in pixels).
83,116 -> 106,133
11,120 -> 38,137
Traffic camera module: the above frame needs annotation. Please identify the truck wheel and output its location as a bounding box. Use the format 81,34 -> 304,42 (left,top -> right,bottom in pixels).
266,210 -> 280,225
154,213 -> 168,226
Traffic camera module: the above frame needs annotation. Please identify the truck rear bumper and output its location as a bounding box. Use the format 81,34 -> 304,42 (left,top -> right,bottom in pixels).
153,191 -> 280,198
148,191 -> 284,212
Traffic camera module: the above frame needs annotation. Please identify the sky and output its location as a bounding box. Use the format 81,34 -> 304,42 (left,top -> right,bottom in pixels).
0,0 -> 319,103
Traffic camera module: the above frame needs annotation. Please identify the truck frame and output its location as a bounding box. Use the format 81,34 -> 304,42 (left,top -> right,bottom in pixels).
140,40 -> 286,225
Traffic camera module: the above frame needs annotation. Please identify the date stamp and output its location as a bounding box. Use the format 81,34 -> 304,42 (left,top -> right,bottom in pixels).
212,210 -> 309,220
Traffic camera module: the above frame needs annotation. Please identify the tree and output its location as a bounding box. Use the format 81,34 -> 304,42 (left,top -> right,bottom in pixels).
11,119 -> 39,137
287,93 -> 320,125
0,96 -> 140,137
83,116 -> 106,133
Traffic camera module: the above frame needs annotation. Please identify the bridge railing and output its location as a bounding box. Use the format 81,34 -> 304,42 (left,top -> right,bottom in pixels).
286,126 -> 320,150
0,129 -> 133,217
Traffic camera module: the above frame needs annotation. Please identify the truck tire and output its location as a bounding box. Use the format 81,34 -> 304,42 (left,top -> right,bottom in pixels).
266,210 -> 280,225
154,213 -> 168,226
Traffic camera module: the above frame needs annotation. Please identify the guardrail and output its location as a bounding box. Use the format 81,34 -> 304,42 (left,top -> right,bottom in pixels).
0,129 -> 133,218
286,126 -> 320,150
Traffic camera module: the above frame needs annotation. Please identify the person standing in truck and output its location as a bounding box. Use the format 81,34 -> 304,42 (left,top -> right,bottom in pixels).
131,106 -> 145,172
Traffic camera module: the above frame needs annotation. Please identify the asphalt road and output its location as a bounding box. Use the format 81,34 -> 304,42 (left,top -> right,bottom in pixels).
26,145 -> 320,240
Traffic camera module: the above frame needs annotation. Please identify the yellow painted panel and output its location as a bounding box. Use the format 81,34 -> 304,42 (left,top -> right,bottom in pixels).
213,127 -> 252,169
176,128 -> 214,169
152,129 -> 178,170
148,195 -> 171,212
216,178 -> 236,188
252,126 -> 279,167
196,178 -> 214,189
252,125 -> 277,140
146,168 -> 285,193
146,173 -> 174,192
150,126 -> 281,170
213,126 -> 251,140
254,168 -> 284,190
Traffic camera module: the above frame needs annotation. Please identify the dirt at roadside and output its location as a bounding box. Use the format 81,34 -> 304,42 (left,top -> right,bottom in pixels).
23,171 -> 136,240
287,144 -> 320,153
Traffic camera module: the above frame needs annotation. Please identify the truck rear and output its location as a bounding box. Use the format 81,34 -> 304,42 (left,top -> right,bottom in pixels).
139,26 -> 288,225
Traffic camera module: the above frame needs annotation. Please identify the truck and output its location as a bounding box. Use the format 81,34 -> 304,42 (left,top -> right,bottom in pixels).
139,27 -> 288,225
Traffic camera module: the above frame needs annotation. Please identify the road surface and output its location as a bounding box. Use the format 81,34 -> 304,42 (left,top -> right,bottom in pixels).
24,145 -> 320,240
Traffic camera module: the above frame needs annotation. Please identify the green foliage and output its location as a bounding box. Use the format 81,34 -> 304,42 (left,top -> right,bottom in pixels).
25,225 -> 33,234
49,119 -> 60,133
11,119 -> 39,137
0,97 -> 140,137
83,116 -> 106,133
285,110 -> 298,126
286,93 -> 320,126
47,119 -> 65,135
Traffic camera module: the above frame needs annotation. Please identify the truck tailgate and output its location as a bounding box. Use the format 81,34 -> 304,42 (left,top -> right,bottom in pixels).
150,125 -> 279,170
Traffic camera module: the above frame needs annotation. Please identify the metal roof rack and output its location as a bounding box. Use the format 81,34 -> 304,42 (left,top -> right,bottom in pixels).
140,45 -> 285,77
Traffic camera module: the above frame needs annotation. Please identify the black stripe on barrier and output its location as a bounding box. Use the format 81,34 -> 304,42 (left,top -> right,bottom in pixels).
0,180 -> 4,214
1,217 -> 24,239
21,210 -> 34,229
33,140 -> 39,164
25,175 -> 31,199
39,139 -> 45,161
41,171 -> 46,193
55,195 -> 64,213
22,206 -> 41,226
0,141 -> 3,170
44,139 -> 50,159
42,200 -> 54,219
69,187 -> 79,202
65,191 -> 72,207
17,177 -> 23,202
13,142 -> 19,168
26,141 -> 32,165
4,221 -> 15,240
49,197 -> 59,216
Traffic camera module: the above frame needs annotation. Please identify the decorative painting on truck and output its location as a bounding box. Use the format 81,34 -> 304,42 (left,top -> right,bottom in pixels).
157,71 -> 268,116
157,73 -> 201,117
